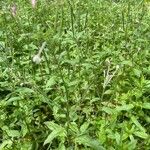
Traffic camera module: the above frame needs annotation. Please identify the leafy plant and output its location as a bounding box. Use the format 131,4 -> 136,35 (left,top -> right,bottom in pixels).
0,0 -> 149,149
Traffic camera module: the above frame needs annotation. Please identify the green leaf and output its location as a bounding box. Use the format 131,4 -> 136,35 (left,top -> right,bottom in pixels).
116,104 -> 134,111
0,56 -> 5,63
0,140 -> 12,149
145,115 -> 150,123
21,123 -> 28,137
98,131 -> 106,144
128,135 -> 137,150
20,141 -> 33,150
69,122 -> 79,134
134,131 -> 148,139
75,135 -> 105,150
46,76 -> 56,88
44,121 -> 66,145
80,122 -> 89,133
131,116 -> 145,132
104,89 -> 113,95
121,60 -> 133,66
7,130 -> 20,138
133,68 -> 141,77
15,87 -> 34,94
44,121 -> 61,131
7,97 -> 21,104
142,103 -> 150,109
115,132 -> 121,145
68,80 -> 79,87
58,142 -> 66,150
102,107 -> 114,114
44,129 -> 62,145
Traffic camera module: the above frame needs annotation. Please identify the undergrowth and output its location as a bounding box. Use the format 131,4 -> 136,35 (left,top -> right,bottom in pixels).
0,0 -> 150,149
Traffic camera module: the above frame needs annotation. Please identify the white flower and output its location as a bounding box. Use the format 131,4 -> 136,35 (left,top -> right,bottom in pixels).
11,4 -> 17,17
116,65 -> 120,70
32,42 -> 46,64
33,54 -> 41,64
31,0 -> 36,8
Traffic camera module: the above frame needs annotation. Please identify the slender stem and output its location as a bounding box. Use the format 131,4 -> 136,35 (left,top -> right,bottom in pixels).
38,42 -> 47,56
52,50 -> 70,145
67,0 -> 75,37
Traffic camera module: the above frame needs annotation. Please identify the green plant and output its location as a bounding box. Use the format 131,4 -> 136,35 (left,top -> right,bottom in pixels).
0,0 -> 149,149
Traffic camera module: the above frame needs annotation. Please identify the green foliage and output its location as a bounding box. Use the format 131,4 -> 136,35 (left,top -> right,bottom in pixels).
0,0 -> 150,149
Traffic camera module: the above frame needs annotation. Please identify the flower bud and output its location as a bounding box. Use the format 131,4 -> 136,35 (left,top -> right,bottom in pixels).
31,0 -> 36,8
33,54 -> 41,64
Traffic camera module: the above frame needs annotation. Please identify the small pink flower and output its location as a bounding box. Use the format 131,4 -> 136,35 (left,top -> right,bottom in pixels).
11,4 -> 17,17
31,0 -> 37,8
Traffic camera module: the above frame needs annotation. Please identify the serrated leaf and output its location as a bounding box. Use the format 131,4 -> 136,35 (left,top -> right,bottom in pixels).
134,131 -> 148,139
21,123 -> 28,137
58,142 -> 66,150
133,68 -> 141,77
15,87 -> 34,94
131,116 -> 145,132
116,104 -> 134,111
44,121 -> 61,131
44,129 -> 62,145
80,122 -> 89,133
7,97 -> 21,104
46,76 -> 56,88
75,135 -> 105,150
69,122 -> 79,134
102,107 -> 114,114
29,43 -> 38,49
121,60 -> 133,66
68,80 -> 79,87
44,121 -> 66,145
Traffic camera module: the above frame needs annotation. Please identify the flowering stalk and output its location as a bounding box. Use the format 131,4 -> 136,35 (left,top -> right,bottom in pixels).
101,59 -> 119,101
31,0 -> 37,8
38,42 -> 46,56
32,42 -> 46,64
103,64 -> 119,89
11,4 -> 17,17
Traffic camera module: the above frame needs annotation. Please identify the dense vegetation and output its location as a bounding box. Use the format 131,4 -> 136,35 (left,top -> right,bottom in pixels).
0,0 -> 150,149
